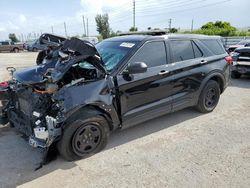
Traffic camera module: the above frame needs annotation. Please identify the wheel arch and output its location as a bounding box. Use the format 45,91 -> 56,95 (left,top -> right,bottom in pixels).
63,104 -> 115,131
199,71 -> 226,94
12,47 -> 19,52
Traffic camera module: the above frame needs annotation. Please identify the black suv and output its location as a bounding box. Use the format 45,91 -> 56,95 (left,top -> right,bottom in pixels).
0,34 -> 230,161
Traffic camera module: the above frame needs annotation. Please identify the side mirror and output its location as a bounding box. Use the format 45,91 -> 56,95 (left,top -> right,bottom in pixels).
126,62 -> 147,74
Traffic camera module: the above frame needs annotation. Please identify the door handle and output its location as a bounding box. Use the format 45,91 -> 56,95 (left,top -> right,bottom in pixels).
158,70 -> 169,75
200,59 -> 207,64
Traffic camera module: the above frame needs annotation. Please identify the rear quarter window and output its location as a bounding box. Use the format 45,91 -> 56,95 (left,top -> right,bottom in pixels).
200,39 -> 225,55
192,42 -> 203,58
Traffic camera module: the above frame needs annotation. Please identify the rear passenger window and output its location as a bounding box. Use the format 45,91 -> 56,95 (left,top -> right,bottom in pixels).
1,42 -> 9,45
170,40 -> 194,62
200,39 -> 225,55
192,42 -> 203,58
129,41 -> 167,68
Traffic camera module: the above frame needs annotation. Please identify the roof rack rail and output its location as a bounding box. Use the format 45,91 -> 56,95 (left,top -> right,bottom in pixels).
118,30 -> 168,36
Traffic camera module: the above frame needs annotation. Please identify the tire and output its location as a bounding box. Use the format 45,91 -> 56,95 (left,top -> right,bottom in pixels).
231,71 -> 241,79
13,48 -> 19,53
196,80 -> 220,113
32,48 -> 38,52
57,115 -> 110,161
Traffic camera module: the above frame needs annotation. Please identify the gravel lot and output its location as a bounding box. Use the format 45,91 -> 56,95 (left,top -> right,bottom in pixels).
0,52 -> 250,188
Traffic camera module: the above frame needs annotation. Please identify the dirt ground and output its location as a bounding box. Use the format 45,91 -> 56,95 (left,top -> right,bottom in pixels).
0,52 -> 250,188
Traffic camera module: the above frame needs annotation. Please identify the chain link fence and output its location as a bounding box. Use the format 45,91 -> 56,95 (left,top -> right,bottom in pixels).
222,36 -> 250,48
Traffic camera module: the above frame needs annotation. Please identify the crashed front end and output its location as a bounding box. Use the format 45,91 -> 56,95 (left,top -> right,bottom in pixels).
1,81 -> 62,148
0,37 -> 106,150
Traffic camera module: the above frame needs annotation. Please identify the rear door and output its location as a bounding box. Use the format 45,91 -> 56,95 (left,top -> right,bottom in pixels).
168,39 -> 204,111
116,40 -> 175,128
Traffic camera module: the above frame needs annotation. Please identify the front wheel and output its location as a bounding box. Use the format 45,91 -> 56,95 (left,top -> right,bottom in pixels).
196,80 -> 220,113
57,115 -> 110,161
32,47 -> 38,52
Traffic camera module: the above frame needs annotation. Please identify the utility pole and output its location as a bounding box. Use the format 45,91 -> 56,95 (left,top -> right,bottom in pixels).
82,16 -> 87,37
169,18 -> 172,31
51,26 -> 54,34
133,0 -> 135,29
86,18 -> 89,37
64,22 -> 68,38
21,33 -> 24,42
191,19 -> 194,32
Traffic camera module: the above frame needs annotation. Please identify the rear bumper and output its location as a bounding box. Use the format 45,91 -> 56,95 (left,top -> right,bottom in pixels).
232,62 -> 250,74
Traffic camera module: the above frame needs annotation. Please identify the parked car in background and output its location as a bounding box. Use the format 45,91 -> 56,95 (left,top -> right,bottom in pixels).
231,47 -> 250,78
0,41 -> 24,53
81,36 -> 99,44
26,33 -> 66,51
227,40 -> 250,53
23,40 -> 35,50
0,34 -> 230,161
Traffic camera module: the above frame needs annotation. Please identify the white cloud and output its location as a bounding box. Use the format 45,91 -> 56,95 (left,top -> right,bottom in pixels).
80,0 -> 103,15
79,0 -> 131,17
0,27 -> 6,32
19,14 -> 27,23
7,21 -> 19,30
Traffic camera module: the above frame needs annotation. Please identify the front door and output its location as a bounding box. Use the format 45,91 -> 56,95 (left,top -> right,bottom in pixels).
116,40 -> 175,128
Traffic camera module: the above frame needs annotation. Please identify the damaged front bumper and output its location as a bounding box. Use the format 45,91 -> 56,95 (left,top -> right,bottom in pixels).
29,115 -> 61,148
0,82 -> 63,149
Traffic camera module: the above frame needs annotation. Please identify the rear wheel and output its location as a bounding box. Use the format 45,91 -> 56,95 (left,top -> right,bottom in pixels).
57,115 -> 109,161
13,48 -> 19,53
196,80 -> 220,113
231,71 -> 241,79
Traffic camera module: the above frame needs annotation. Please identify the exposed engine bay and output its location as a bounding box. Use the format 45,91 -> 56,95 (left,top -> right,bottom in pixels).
0,37 -> 107,165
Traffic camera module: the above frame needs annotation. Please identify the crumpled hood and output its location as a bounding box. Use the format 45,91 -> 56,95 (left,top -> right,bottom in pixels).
14,62 -> 56,85
13,37 -> 106,85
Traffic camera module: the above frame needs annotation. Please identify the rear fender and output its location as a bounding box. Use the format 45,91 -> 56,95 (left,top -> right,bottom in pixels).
197,71 -> 226,99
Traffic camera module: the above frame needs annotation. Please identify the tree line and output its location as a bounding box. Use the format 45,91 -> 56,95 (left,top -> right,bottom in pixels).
7,15 -> 250,42
95,14 -> 250,40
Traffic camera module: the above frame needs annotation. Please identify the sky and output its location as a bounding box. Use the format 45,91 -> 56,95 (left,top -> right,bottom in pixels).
0,0 -> 249,41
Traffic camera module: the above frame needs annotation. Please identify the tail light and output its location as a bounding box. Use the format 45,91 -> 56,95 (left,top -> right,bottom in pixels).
225,56 -> 233,64
0,81 -> 9,88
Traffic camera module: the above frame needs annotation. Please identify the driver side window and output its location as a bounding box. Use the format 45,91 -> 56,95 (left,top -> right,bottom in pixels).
128,41 -> 167,68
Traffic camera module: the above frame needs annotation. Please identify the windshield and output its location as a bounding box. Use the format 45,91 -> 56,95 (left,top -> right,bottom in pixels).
96,41 -> 137,72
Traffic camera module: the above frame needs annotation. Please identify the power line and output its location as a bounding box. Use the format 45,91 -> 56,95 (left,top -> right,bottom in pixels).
111,0 -> 232,25
109,0 -> 204,24
144,0 -> 232,26
135,0 -> 205,13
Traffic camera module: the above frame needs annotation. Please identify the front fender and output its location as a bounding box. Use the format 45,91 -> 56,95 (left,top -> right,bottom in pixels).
54,79 -> 120,130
